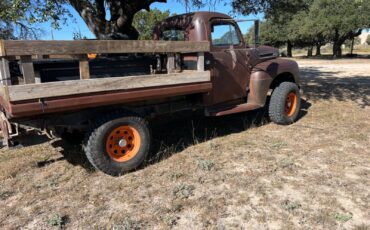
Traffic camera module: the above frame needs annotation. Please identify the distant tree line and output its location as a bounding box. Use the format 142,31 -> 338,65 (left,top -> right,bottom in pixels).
244,0 -> 370,57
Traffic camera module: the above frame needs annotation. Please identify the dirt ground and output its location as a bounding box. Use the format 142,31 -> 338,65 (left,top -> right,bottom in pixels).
0,59 -> 369,229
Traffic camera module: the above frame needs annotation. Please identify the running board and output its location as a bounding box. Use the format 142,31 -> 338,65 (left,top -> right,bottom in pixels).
206,103 -> 262,117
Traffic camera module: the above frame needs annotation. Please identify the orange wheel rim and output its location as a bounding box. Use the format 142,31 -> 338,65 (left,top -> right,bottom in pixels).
105,125 -> 141,162
285,92 -> 297,117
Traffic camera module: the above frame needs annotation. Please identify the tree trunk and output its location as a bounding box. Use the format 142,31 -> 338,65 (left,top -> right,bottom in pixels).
315,44 -> 321,56
350,38 -> 355,55
287,41 -> 293,58
307,47 -> 313,57
69,0 -> 166,40
333,42 -> 343,58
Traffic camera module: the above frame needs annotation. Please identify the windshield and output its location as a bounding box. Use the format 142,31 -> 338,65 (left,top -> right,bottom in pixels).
211,22 -> 241,46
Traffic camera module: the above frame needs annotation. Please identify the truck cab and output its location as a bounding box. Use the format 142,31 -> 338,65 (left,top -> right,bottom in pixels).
154,12 -> 301,118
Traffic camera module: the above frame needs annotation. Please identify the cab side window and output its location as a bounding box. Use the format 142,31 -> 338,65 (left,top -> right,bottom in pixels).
211,23 -> 241,46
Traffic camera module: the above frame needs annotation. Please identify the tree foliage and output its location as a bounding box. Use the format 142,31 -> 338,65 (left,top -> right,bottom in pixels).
305,0 -> 370,57
0,0 -> 41,39
244,0 -> 370,57
2,0 -> 167,40
367,35 -> 370,45
133,9 -> 170,40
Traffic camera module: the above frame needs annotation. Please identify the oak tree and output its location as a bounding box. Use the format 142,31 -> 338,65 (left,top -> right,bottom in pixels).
133,9 -> 170,40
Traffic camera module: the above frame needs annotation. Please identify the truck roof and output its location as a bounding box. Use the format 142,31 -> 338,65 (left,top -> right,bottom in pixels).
165,11 -> 232,22
153,11 -> 233,41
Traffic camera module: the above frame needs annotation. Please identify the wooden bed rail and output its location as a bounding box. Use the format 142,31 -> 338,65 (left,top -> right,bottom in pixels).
0,40 -> 210,56
0,40 -> 209,86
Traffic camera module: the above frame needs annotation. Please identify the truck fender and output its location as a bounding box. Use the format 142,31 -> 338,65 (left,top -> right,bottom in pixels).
247,59 -> 301,106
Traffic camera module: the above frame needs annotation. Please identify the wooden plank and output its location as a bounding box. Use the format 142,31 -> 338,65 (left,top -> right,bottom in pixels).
0,40 -> 210,57
0,85 -> 9,102
7,71 -> 211,102
175,53 -> 182,72
20,55 -> 36,84
197,52 -> 205,71
0,40 -> 5,57
34,71 -> 41,83
79,55 -> 90,80
35,54 -> 50,59
6,83 -> 213,118
167,53 -> 175,74
0,58 -> 11,85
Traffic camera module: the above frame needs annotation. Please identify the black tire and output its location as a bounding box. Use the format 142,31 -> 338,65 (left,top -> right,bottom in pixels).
84,113 -> 150,176
269,82 -> 301,125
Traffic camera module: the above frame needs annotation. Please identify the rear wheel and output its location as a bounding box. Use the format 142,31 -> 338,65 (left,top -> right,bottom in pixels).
269,82 -> 301,125
84,114 -> 150,176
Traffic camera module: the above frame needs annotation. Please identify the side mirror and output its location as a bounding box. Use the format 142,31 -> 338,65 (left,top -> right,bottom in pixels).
254,20 -> 260,46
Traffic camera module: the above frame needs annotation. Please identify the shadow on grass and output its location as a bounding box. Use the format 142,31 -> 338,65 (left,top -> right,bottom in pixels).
49,140 -> 95,172
37,99 -> 312,172
300,67 -> 370,107
149,98 -> 312,164
147,108 -> 270,164
294,54 -> 370,60
42,108 -> 270,171
21,65 -> 369,173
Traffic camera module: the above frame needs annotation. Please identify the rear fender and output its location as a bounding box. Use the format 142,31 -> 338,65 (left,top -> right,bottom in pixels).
247,58 -> 301,106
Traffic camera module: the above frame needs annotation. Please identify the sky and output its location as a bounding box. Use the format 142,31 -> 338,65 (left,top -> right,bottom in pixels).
40,0 -> 263,40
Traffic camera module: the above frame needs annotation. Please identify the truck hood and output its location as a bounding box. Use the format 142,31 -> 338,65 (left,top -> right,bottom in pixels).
246,45 -> 280,68
255,46 -> 280,60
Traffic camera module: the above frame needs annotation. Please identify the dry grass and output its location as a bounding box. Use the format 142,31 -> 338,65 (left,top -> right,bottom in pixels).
0,59 -> 370,229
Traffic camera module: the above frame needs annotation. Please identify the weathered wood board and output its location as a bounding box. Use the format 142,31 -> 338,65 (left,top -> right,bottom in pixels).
5,71 -> 211,102
0,40 -> 210,56
20,55 -> 36,84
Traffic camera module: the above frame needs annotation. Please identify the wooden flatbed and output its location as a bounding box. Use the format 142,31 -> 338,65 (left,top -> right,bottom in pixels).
0,40 -> 211,118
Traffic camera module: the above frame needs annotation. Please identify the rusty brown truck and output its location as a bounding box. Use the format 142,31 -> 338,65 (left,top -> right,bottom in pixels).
0,12 -> 302,176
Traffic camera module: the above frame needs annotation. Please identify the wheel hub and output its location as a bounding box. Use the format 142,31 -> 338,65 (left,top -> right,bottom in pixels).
118,139 -> 127,148
105,125 -> 141,162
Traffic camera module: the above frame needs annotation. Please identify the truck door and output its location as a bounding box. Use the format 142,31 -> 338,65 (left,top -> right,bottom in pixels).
206,20 -> 251,106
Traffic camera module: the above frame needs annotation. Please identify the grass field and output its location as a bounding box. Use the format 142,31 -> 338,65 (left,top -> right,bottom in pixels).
0,59 -> 369,229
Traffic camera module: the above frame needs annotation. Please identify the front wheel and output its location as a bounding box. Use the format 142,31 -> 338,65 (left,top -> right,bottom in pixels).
269,82 -> 301,125
84,115 -> 151,176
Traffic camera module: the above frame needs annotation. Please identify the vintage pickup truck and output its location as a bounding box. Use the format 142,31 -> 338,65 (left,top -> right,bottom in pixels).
0,12 -> 301,176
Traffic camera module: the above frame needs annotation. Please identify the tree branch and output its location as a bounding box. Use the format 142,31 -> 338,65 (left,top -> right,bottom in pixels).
95,0 -> 106,22
68,0 -> 106,37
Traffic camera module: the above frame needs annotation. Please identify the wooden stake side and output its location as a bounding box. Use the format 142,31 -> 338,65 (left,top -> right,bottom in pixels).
0,58 -> 11,85
20,55 -> 36,84
6,71 -> 211,102
167,53 -> 175,74
79,55 -> 90,80
197,52 -> 205,72
0,40 -> 5,57
0,40 -> 210,57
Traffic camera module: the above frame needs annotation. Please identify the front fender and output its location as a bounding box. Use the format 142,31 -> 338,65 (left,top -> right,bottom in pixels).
253,58 -> 301,85
247,58 -> 301,106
